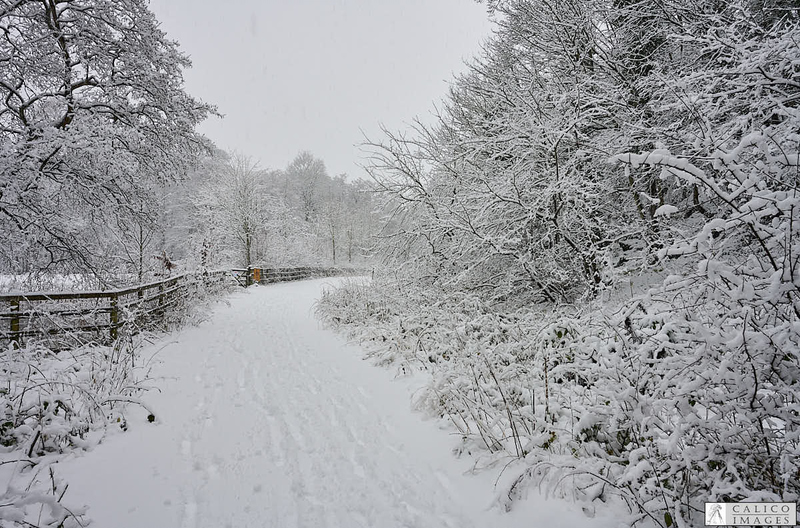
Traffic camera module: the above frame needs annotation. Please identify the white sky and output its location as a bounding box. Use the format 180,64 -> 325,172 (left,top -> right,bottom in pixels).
147,0 -> 493,179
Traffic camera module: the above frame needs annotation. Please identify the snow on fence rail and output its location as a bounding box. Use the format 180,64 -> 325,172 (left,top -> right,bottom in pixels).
0,266 -> 360,349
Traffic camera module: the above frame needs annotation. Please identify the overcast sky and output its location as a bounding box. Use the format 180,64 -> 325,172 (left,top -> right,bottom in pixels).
147,0 -> 493,179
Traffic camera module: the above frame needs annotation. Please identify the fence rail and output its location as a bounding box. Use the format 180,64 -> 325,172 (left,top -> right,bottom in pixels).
0,266 -> 360,349
234,266 -> 357,287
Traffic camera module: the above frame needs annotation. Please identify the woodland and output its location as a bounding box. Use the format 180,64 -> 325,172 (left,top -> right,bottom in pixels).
0,0 -> 798,527
317,1 -> 800,526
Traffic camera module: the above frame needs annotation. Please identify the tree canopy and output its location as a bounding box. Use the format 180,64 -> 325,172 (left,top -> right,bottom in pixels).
0,0 -> 215,278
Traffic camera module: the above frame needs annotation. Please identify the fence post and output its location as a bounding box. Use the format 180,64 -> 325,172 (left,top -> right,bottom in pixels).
109,293 -> 119,341
9,297 -> 20,348
246,267 -> 253,288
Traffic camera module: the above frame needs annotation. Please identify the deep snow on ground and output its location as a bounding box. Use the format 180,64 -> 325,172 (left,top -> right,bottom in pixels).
57,278 -> 625,528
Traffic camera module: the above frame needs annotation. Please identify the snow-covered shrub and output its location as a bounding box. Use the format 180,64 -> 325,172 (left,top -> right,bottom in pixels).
590,5 -> 800,523
319,266 -> 800,527
318,276 -> 583,461
0,336 -> 154,526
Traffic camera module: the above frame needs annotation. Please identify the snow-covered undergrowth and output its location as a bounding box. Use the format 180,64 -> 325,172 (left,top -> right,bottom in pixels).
0,337 -> 152,527
0,278 -> 233,527
317,266 -> 800,527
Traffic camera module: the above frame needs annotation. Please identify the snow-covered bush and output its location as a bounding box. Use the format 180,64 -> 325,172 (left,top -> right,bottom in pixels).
319,265 -> 800,527
0,337 -> 155,526
321,1 -> 800,526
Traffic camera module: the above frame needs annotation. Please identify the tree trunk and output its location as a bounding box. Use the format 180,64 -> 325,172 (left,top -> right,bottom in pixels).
138,223 -> 144,283
245,231 -> 252,268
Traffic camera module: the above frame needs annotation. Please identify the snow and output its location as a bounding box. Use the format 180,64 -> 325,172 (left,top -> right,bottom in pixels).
653,204 -> 678,217
55,278 -> 622,528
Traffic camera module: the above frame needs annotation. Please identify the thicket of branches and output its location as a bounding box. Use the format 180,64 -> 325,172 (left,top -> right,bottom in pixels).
0,0 -> 215,286
319,1 -> 800,526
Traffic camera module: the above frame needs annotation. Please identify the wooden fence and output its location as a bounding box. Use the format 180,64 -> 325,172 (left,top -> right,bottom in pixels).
236,266 -> 356,286
0,266 -> 358,349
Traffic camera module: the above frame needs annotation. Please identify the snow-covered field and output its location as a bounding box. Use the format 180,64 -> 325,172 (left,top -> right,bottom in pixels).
53,278 -> 623,528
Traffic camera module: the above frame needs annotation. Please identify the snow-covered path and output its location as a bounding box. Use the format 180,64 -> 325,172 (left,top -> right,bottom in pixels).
58,279 -> 609,528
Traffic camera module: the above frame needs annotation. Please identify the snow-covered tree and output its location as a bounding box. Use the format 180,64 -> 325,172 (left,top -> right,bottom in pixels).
285,151 -> 329,223
192,153 -> 274,268
0,0 -> 214,280
270,151 -> 377,265
340,179 -> 375,263
366,0 -> 650,305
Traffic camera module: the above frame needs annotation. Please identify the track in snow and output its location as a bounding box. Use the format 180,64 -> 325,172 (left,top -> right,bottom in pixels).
58,279 -> 611,528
